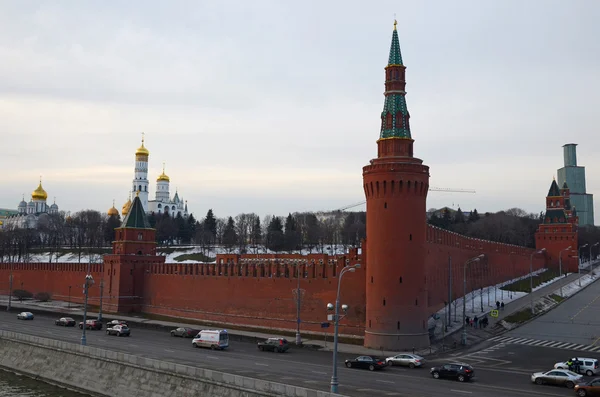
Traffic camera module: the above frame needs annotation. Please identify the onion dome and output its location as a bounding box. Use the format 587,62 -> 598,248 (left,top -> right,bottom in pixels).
122,198 -> 132,216
27,200 -> 35,208
157,162 -> 170,182
135,133 -> 149,157
50,203 -> 58,210
108,200 -> 119,217
31,180 -> 48,201
18,195 -> 27,209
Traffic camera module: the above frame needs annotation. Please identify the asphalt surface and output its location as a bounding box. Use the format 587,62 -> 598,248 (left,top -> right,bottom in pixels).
0,310 -> 580,397
506,276 -> 600,346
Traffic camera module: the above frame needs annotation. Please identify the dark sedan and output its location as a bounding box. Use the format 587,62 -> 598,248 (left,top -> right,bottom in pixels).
55,317 -> 76,327
170,327 -> 199,338
344,356 -> 387,371
431,363 -> 475,382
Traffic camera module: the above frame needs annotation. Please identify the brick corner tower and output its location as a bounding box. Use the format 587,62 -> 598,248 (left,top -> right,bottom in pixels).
535,178 -> 578,273
103,192 -> 165,313
362,21 -> 430,350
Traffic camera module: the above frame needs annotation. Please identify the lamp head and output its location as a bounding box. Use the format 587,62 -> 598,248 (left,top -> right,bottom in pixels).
348,268 -> 356,272
477,254 -> 485,259
341,304 -> 349,312
539,248 -> 546,253
326,303 -> 334,311
354,264 -> 361,269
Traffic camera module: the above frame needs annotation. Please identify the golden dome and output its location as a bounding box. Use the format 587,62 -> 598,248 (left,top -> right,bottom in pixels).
31,180 -> 48,201
108,200 -> 119,217
135,133 -> 149,157
157,162 -> 170,182
122,198 -> 132,216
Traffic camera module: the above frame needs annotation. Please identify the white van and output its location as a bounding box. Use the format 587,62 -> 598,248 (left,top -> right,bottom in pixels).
191,329 -> 229,350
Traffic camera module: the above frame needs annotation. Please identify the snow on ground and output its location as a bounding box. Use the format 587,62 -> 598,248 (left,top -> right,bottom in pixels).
554,272 -> 598,298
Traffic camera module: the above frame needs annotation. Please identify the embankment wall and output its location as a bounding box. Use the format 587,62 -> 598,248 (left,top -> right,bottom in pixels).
0,330 -> 344,397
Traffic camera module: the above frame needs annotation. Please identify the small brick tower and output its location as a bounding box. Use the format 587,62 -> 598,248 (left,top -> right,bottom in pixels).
362,21 -> 431,350
535,178 -> 578,273
103,192 -> 165,313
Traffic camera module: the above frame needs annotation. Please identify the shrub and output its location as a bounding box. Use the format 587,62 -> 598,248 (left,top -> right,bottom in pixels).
12,289 -> 33,300
34,292 -> 52,302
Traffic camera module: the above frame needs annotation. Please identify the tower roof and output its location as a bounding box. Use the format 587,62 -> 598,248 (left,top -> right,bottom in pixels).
121,194 -> 151,229
388,20 -> 403,66
562,181 -> 569,189
31,178 -> 48,201
547,179 -> 561,197
135,133 -> 149,157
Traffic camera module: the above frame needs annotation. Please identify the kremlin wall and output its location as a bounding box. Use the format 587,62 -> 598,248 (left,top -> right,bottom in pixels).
0,23 -> 579,351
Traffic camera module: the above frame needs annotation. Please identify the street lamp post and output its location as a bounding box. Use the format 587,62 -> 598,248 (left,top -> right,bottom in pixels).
447,255 -> 452,330
529,248 -> 546,314
68,285 -> 72,309
559,246 -> 572,297
589,243 -> 599,278
7,273 -> 13,312
329,264 -> 360,394
81,274 -> 94,346
461,254 -> 485,346
98,279 -> 104,321
579,244 -> 589,287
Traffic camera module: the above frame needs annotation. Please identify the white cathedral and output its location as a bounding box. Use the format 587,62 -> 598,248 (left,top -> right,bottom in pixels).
3,179 -> 60,229
117,136 -> 189,218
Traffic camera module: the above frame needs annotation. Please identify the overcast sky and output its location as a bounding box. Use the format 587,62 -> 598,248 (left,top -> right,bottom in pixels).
1,1 -> 599,222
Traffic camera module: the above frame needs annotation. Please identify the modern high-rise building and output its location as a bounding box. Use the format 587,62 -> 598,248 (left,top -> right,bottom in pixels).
557,143 -> 594,226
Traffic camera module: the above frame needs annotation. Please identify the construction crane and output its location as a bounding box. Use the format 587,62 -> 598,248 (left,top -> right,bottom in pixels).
334,187 -> 476,211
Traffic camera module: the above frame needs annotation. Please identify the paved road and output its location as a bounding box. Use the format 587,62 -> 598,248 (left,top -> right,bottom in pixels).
0,310 -> 575,397
505,276 -> 600,346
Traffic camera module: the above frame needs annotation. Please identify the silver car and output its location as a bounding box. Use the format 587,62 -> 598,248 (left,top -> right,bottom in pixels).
385,353 -> 424,368
531,369 -> 583,388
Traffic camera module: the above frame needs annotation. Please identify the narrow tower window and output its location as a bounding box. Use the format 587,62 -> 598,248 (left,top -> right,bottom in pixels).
383,299 -> 386,306
415,299 -> 418,306
399,277 -> 403,283
384,202 -> 387,209
409,234 -> 412,241
371,276 -> 373,283
397,321 -> 400,330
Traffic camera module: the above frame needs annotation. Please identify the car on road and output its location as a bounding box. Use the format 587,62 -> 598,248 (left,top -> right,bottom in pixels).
430,363 -> 474,382
385,353 -> 424,368
344,356 -> 387,371
257,338 -> 289,353
106,320 -> 128,327
55,317 -> 76,327
531,369 -> 583,388
79,319 -> 102,330
17,312 -> 34,320
192,329 -> 229,350
106,324 -> 130,337
574,378 -> 600,396
554,357 -> 600,377
170,327 -> 200,338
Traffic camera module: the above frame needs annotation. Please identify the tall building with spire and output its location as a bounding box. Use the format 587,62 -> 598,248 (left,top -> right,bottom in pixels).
557,144 -> 594,226
362,21 -> 430,350
121,135 -> 189,218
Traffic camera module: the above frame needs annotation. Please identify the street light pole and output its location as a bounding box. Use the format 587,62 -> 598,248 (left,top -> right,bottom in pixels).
68,285 -> 71,309
7,272 -> 13,312
579,244 -> 588,287
329,264 -> 360,394
461,254 -> 485,346
529,248 -> 546,315
447,255 -> 452,330
559,246 -> 572,297
295,264 -> 302,346
81,274 -> 94,346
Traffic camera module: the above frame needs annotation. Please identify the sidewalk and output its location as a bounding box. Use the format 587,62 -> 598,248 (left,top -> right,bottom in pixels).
439,261 -> 600,348
0,296 -> 433,359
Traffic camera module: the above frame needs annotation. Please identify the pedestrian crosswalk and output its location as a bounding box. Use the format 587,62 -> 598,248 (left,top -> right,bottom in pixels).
489,335 -> 600,352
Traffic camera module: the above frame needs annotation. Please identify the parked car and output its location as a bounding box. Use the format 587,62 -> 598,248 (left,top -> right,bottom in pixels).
531,369 -> 583,388
344,356 -> 387,371
55,317 -> 76,327
554,357 -> 600,377
257,338 -> 289,353
106,324 -> 130,337
171,327 -> 199,338
78,319 -> 102,330
574,378 -> 600,396
430,363 -> 475,382
386,353 -> 424,368
106,320 -> 128,327
17,312 -> 34,320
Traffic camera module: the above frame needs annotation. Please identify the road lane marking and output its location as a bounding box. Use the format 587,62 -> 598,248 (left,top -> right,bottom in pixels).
206,355 -> 219,360
303,380 -> 318,384
164,349 -> 175,353
450,390 -> 472,394
311,371 -> 327,375
129,344 -> 138,347
570,293 -> 600,321
592,335 -> 600,346
376,379 -> 394,384
98,339 -> 106,342
255,363 -> 269,367
45,331 -> 53,335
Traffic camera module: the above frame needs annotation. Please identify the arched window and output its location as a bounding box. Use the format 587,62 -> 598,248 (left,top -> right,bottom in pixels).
138,185 -> 142,191
396,112 -> 403,129
158,203 -> 162,208
385,112 -> 393,129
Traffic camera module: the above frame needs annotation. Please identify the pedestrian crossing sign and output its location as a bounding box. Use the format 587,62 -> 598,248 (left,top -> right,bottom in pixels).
491,310 -> 499,318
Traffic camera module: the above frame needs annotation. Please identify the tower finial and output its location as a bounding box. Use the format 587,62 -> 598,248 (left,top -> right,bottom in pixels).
393,18 -> 397,31
136,190 -> 140,197
113,199 -> 115,206
163,161 -> 165,173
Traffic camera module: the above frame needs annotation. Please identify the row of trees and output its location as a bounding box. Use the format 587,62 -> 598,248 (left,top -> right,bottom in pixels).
2,206 -> 599,262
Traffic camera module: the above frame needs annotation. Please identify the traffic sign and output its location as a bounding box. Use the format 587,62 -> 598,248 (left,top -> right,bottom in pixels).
490,310 -> 499,318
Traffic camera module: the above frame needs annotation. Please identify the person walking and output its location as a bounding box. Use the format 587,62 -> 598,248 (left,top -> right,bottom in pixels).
473,316 -> 478,329
465,316 -> 470,327
496,301 -> 500,310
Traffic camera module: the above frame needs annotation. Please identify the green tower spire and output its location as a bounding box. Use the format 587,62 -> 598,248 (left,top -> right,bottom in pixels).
379,20 -> 411,140
388,20 -> 404,66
